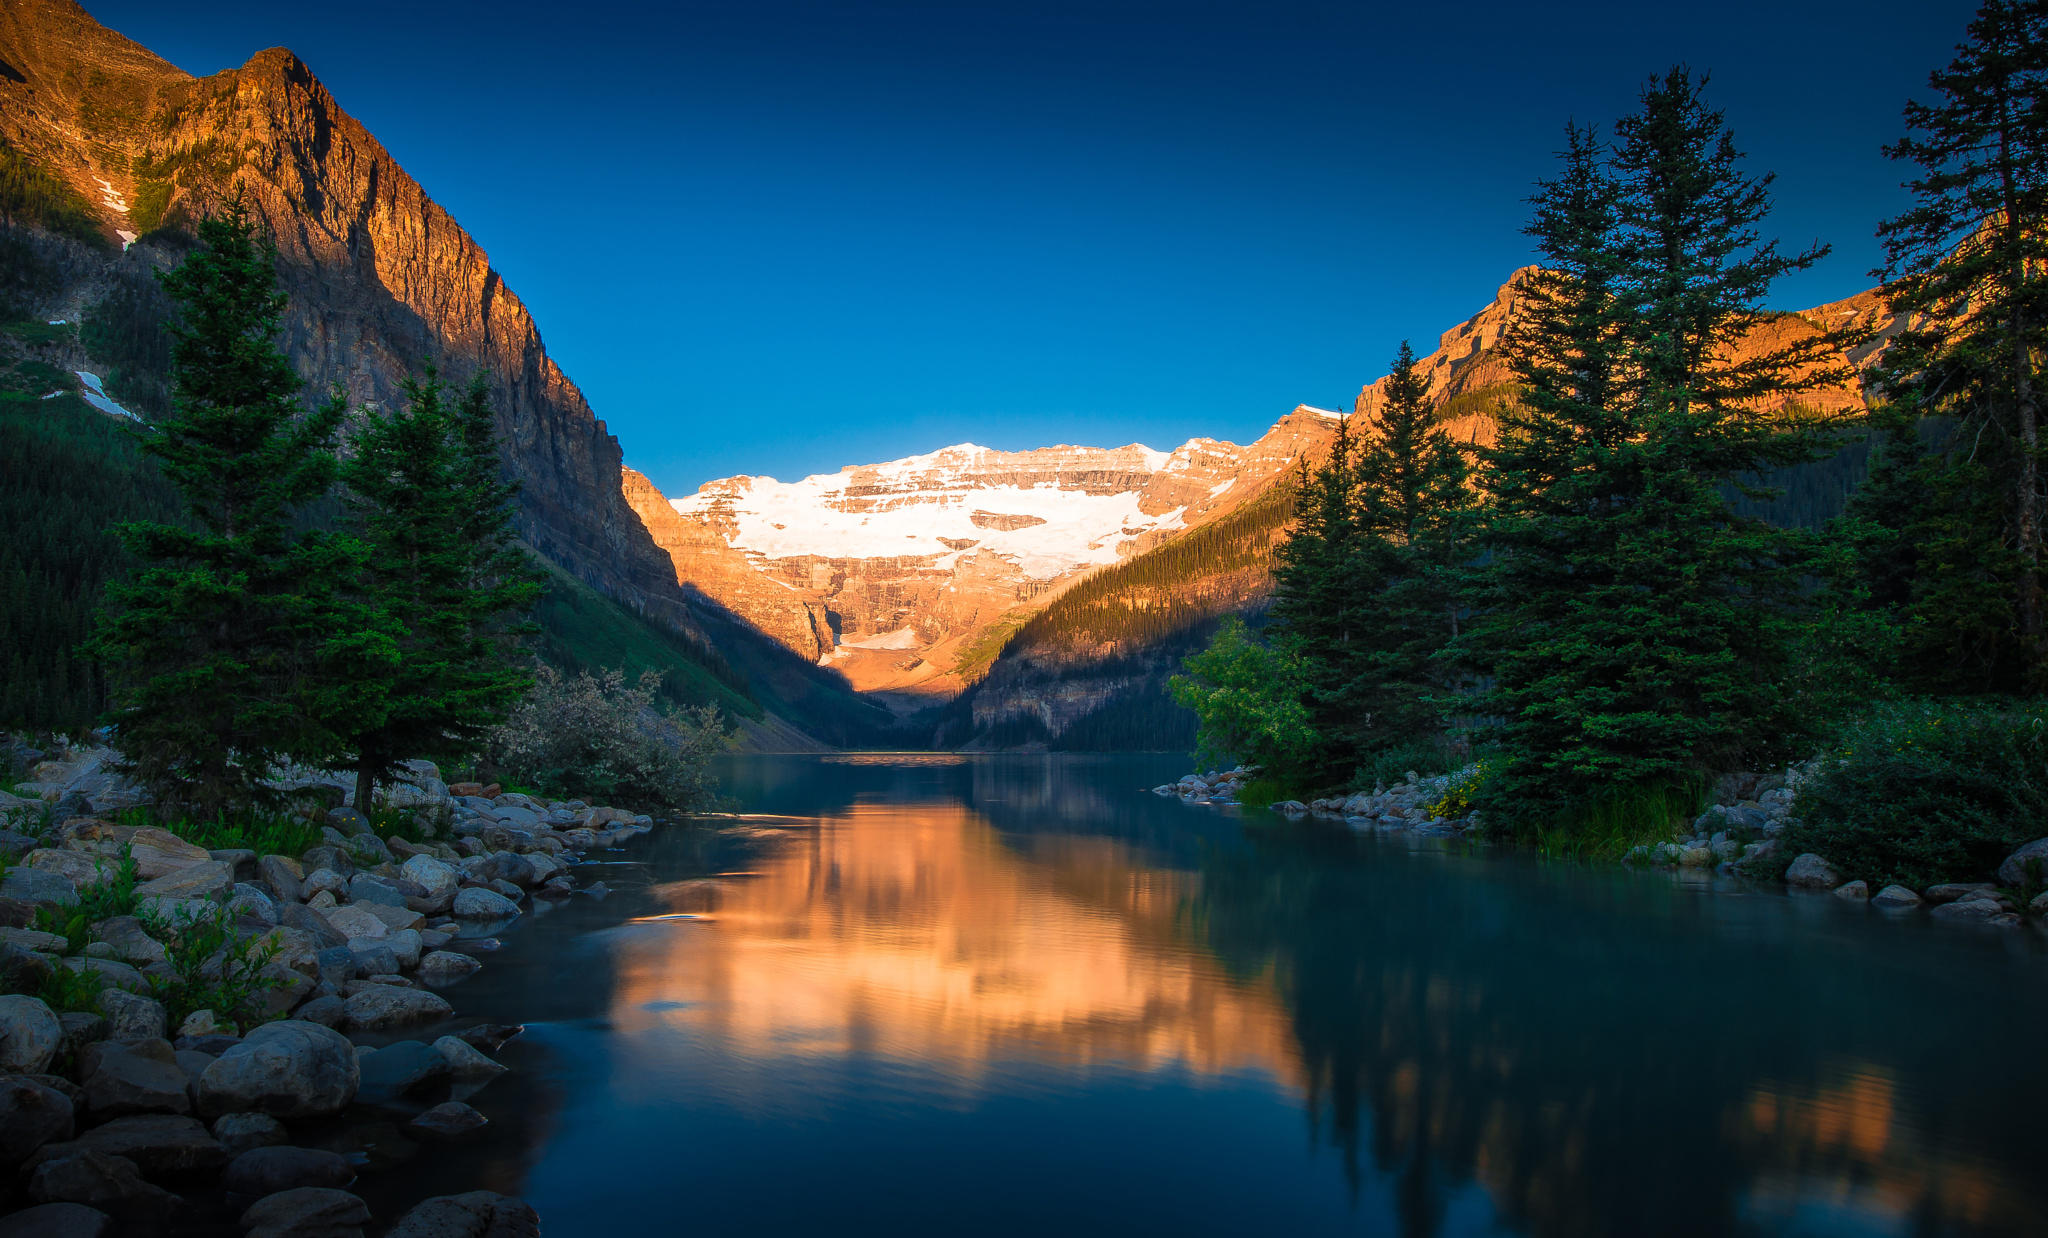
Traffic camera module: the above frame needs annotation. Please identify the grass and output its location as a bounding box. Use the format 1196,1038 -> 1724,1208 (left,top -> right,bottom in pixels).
1535,782 -> 1702,861
529,556 -> 761,719
109,806 -> 324,858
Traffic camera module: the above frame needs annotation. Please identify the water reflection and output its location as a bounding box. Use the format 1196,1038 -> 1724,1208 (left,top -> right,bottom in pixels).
489,756 -> 2047,1237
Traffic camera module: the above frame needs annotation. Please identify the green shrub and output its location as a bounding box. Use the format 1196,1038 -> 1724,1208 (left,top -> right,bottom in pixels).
32,851 -> 139,948
34,962 -> 107,1015
1534,781 -> 1702,861
1168,618 -> 1320,793
139,903 -> 282,1032
115,807 -> 322,858
483,665 -> 727,812
1778,699 -> 2048,888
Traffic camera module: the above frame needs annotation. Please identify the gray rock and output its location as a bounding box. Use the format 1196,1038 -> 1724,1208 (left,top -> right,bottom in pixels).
451,887 -> 519,920
455,1024 -> 521,1054
124,829 -> 212,880
240,1187 -> 371,1238
2031,891 -> 2048,916
1785,853 -> 1842,889
196,1021 -> 359,1119
1871,884 -> 1922,909
356,1040 -> 451,1105
0,994 -> 64,1074
61,956 -> 146,994
301,868 -> 348,901
431,1035 -> 506,1082
0,1074 -> 75,1163
292,996 -> 346,1029
417,951 -> 480,986
384,1190 -> 539,1238
1930,898 -> 2006,924
319,904 -> 389,942
281,903 -> 348,950
258,856 -> 304,904
0,1203 -> 113,1238
228,884 -> 281,927
1923,882 -> 1998,904
400,855 -> 458,914
34,1113 -> 225,1178
27,1149 -> 179,1212
95,989 -> 167,1042
79,1038 -> 190,1119
345,834 -> 393,868
212,1111 -> 288,1158
133,860 -> 233,903
486,878 -> 525,902
342,984 -> 452,1032
346,941 -> 399,978
1833,880 -> 1870,900
223,1145 -> 355,1196
483,851 -> 537,888
1996,837 -> 2048,887
89,916 -> 166,966
346,875 -> 407,908
385,928 -> 423,970
0,866 -> 78,906
407,1100 -> 487,1141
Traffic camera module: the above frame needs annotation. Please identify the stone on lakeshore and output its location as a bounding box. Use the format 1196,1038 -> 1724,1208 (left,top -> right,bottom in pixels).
223,1145 -> 355,1196
343,985 -> 452,1032
432,1034 -> 506,1082
417,951 -> 480,986
58,1011 -> 107,1057
27,1149 -> 179,1212
1785,853 -> 1842,889
197,1021 -> 359,1119
26,849 -> 113,888
346,875 -> 407,908
1996,837 -> 2048,887
292,996 -> 346,1029
483,851 -> 537,888
1833,880 -> 1870,900
302,868 -> 347,900
0,1074 -> 75,1163
95,989 -> 167,1042
177,1009 -> 231,1039
356,1040 -> 451,1105
281,903 -> 348,951
400,855 -> 459,914
79,1038 -> 190,1119
1676,844 -> 1714,867
0,1203 -> 113,1238
240,1187 -> 371,1238
257,855 -> 304,904
1929,898 -> 2006,924
134,860 -> 233,903
1,866 -> 79,906
320,904 -> 388,941
63,956 -> 147,994
212,1112 -> 288,1158
1871,884 -> 1921,909
385,928 -> 423,970
1923,882 -> 1997,903
451,887 -> 519,920
228,883 -> 280,927
360,901 -> 424,932
0,925 -> 68,953
384,1190 -> 539,1238
210,849 -> 257,881
2031,891 -> 2048,915
33,1113 -> 224,1178
124,828 -> 211,880
348,942 -> 400,978
0,994 -> 64,1074
89,916 -> 165,965
455,1023 -> 521,1055
407,1100 -> 487,1141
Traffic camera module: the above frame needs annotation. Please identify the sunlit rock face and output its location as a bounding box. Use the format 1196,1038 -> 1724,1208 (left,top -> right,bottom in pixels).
606,798 -> 1299,1093
636,412 -> 1343,696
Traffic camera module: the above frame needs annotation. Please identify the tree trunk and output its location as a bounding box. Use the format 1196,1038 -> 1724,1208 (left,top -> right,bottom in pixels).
354,763 -> 376,818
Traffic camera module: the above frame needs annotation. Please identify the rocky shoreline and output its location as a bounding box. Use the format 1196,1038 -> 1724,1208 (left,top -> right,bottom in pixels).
1157,765 -> 2048,935
0,743 -> 662,1237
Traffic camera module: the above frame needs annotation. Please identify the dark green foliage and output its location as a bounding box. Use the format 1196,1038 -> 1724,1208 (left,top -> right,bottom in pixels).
80,273 -> 174,420
531,562 -> 759,718
0,390 -> 184,731
31,964 -> 107,1016
33,851 -> 140,952
329,370 -> 544,809
139,903 -> 282,1032
1870,0 -> 2048,687
86,198 -> 357,817
1779,700 -> 2048,888
0,139 -> 107,250
109,806 -> 323,858
0,224 -> 63,317
1465,75 -> 1845,842
1168,617 -> 1320,786
484,666 -> 726,812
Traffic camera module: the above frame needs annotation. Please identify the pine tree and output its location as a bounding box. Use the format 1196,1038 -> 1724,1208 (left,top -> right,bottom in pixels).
86,197 -> 357,817
330,369 -> 542,810
1269,414 -> 1373,777
1872,0 -> 2048,687
1468,74 -> 1847,838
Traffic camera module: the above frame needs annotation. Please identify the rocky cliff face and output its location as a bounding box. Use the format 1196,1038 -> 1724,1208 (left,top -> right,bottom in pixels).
643,410 -> 1345,700
0,0 -> 696,636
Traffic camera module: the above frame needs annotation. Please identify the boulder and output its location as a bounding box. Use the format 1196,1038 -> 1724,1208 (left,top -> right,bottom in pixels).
451,887 -> 519,920
346,875 -> 408,908
0,1074 -> 75,1163
1784,853 -> 1842,889
79,1038 -> 191,1119
385,928 -> 424,970
34,1113 -> 224,1178
356,1040 -> 451,1105
407,1101 -> 487,1141
223,1145 -> 355,1197
431,1035 -> 506,1082
384,1190 -> 540,1238
280,903 -> 349,951
89,916 -> 166,966
1871,884 -> 1922,909
211,1112 -> 288,1158
319,904 -> 388,941
258,856 -> 304,904
196,1021 -> 359,1119
94,989 -> 167,1042
240,1187 -> 372,1238
133,861 -> 233,903
62,956 -> 147,994
125,829 -> 211,880
417,952 -> 481,986
25,849 -> 114,888
292,996 -> 346,1029
400,855 -> 459,914
0,1203 -> 113,1238
0,925 -> 67,953
1,866 -> 80,906
27,1149 -> 179,1213
1996,837 -> 2048,888
1923,882 -> 1998,904
301,868 -> 348,900
1930,898 -> 2006,924
228,884 -> 281,927
455,1024 -> 521,1054
361,902 -> 424,933
1832,880 -> 1870,900
346,941 -> 400,978
343,985 -> 452,1032
0,994 -> 63,1074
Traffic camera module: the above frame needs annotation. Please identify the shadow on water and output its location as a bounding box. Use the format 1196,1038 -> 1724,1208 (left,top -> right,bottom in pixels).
358,754 -> 2048,1238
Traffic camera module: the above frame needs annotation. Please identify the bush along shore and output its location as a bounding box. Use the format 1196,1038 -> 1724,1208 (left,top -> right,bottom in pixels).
1160,746 -> 2048,936
0,740 -> 663,1236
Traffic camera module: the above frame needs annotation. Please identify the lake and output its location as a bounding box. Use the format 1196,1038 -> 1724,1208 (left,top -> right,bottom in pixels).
359,753 -> 2048,1237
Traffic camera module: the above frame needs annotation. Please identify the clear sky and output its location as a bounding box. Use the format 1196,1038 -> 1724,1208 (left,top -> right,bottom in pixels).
90,0 -> 1978,495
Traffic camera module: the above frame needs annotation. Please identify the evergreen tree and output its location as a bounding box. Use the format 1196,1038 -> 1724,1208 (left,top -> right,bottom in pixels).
1871,0 -> 2048,686
1269,413 -> 1370,774
1468,74 -> 1846,837
86,197 -> 359,817
331,369 -> 542,810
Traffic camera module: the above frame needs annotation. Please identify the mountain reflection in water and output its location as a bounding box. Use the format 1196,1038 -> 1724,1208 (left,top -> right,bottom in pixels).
442,755 -> 2048,1238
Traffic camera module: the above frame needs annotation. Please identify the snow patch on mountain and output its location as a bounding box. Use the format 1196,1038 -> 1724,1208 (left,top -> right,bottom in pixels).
74,371 -> 139,421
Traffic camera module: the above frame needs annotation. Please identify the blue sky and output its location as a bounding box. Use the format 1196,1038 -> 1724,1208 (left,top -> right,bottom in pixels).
92,0 -> 1977,494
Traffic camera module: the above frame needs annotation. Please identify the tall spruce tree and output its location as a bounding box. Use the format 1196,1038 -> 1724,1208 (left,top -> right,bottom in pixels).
1269,413 -> 1373,777
87,198 -> 359,817
1468,75 -> 1846,837
332,369 -> 542,810
1871,0 -> 2048,687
